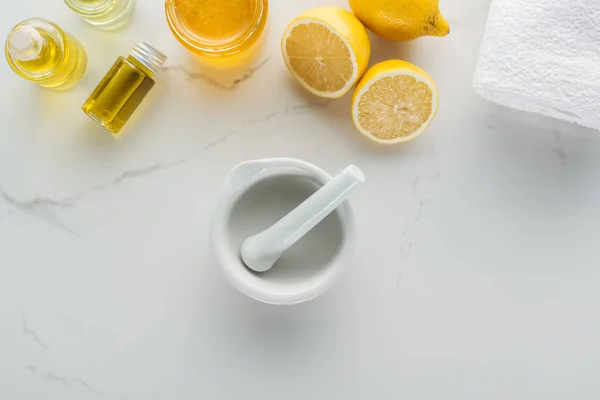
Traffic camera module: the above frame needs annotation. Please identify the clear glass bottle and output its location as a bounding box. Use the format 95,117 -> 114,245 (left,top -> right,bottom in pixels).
5,18 -> 87,90
165,0 -> 268,68
82,41 -> 167,134
64,0 -> 136,30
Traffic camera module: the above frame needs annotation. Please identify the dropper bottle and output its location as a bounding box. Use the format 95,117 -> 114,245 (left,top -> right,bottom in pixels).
82,41 -> 167,134
5,18 -> 87,90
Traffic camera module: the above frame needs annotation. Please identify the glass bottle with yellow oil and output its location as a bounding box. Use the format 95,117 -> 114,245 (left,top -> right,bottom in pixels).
82,41 -> 167,134
165,0 -> 268,68
64,0 -> 136,29
5,18 -> 87,90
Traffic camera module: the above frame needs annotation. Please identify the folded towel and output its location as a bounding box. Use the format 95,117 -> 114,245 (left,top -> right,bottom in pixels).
473,0 -> 600,130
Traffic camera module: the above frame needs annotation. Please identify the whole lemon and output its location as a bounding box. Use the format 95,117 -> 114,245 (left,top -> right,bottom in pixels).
348,0 -> 450,41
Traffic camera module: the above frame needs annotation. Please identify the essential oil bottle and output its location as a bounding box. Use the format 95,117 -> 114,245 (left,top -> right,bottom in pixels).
5,18 -> 87,90
82,41 -> 167,134
64,0 -> 136,30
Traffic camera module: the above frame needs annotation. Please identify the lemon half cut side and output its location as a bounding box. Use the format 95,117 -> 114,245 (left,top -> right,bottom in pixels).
352,60 -> 439,144
281,7 -> 370,98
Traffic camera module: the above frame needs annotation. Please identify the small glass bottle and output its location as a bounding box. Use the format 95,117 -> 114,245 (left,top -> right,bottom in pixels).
64,0 -> 136,30
5,18 -> 87,90
82,41 -> 167,134
165,0 -> 268,68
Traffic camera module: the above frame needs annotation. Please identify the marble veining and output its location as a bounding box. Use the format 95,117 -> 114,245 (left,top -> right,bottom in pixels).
26,365 -> 126,400
22,315 -> 50,350
397,170 -> 441,285
163,56 -> 272,91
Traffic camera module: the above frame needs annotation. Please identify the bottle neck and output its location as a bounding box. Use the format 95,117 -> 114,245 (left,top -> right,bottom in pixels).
8,26 -> 44,61
128,41 -> 167,75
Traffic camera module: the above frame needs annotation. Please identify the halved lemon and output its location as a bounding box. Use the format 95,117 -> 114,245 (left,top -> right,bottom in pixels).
281,6 -> 370,98
352,60 -> 439,144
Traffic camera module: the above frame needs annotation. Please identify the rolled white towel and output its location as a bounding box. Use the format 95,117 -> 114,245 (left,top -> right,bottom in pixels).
474,0 -> 600,130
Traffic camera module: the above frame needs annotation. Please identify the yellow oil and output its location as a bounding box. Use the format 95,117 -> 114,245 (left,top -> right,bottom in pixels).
63,0 -> 136,29
82,41 -> 167,134
76,0 -> 107,4
5,19 -> 87,90
165,0 -> 268,68
78,0 -> 111,4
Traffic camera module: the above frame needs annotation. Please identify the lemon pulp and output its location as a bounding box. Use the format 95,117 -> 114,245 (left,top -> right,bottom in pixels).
285,22 -> 353,93
352,60 -> 439,144
281,6 -> 370,98
357,75 -> 433,140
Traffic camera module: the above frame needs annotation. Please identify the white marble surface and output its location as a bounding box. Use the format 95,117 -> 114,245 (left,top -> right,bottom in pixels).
2,0 -> 600,399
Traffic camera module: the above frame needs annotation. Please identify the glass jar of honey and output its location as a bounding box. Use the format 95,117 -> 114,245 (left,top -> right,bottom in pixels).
165,0 -> 268,68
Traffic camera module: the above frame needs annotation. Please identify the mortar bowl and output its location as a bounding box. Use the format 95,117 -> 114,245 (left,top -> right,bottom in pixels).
210,158 -> 357,305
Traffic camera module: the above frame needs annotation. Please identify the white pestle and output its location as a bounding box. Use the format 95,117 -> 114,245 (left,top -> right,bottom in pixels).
241,165 -> 365,273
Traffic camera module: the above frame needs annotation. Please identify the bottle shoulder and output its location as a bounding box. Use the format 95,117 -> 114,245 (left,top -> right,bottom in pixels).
120,55 -> 156,80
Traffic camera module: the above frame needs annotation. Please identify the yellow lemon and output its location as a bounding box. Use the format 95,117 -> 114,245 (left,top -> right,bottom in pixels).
349,0 -> 450,41
281,6 -> 370,98
352,60 -> 439,144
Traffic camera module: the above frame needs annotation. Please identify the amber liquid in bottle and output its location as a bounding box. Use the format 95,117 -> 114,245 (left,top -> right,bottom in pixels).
82,41 -> 167,133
